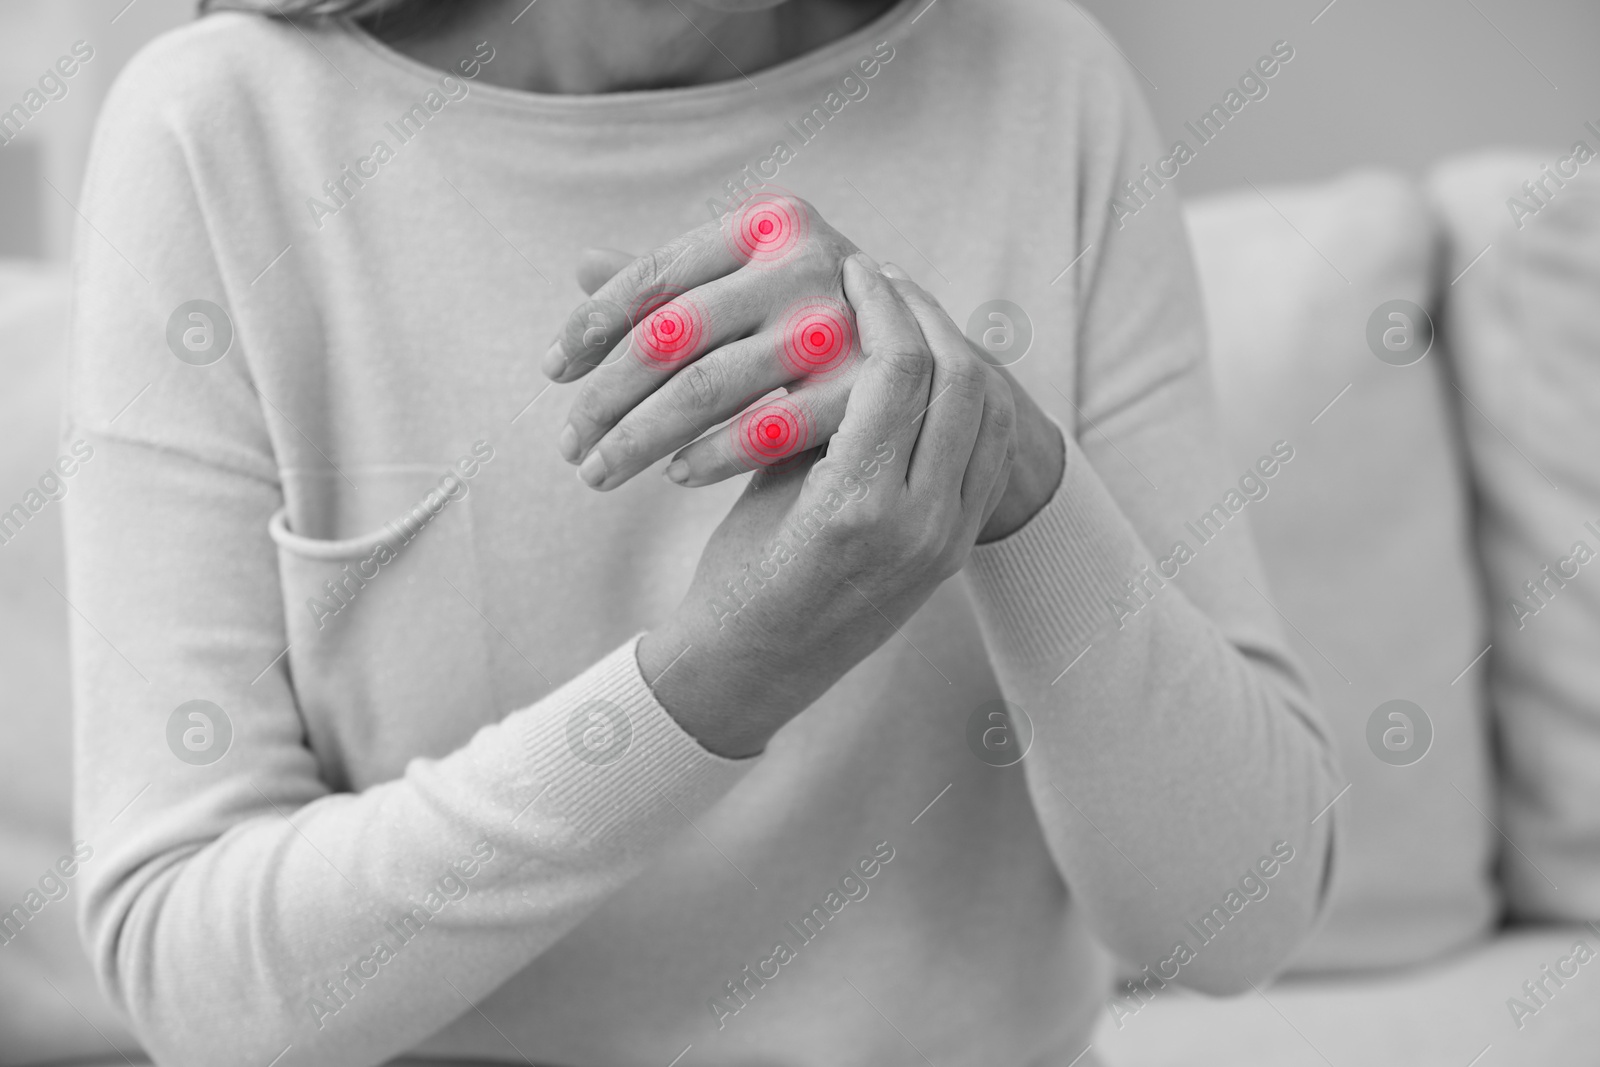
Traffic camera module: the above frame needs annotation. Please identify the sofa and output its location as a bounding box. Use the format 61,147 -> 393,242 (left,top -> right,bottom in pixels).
1094,154 -> 1600,1065
2,151 -> 1595,1065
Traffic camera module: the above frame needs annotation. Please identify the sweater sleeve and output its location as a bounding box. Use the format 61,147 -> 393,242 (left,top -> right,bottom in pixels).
64,45 -> 751,1067
962,33 -> 1340,992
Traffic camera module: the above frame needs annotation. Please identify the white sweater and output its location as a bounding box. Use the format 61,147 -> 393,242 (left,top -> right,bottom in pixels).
65,2 -> 1339,1064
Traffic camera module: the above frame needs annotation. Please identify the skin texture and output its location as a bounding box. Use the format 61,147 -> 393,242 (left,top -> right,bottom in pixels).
374,0 -> 901,96
550,198 -> 1065,544
635,255 -> 1018,757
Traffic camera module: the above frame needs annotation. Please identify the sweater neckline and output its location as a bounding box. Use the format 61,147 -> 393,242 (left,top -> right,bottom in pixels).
333,0 -> 922,121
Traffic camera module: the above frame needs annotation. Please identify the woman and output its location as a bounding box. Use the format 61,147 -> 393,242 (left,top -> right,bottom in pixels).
66,1 -> 1339,1064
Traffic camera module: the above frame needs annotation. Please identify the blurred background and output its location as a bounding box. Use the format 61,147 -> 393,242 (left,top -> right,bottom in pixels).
3,0 -> 1598,260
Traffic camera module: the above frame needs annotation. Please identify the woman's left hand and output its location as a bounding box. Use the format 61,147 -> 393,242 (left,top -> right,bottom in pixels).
545,194 -> 1064,543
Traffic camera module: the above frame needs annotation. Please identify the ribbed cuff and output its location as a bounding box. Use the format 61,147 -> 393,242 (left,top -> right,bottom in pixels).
520,635 -> 755,851
966,437 -> 1144,665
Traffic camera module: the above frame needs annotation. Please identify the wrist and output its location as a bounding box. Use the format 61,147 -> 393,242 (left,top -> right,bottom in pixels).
978,407 -> 1065,544
638,616 -> 788,760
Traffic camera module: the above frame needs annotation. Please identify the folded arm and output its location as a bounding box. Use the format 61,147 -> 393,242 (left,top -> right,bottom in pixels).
963,50 -> 1340,992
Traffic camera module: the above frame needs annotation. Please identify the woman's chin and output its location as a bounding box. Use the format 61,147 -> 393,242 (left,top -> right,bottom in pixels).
690,0 -> 792,12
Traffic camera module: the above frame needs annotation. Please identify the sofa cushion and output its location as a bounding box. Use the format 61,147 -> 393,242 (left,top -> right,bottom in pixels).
1182,172 -> 1499,972
1430,151 -> 1600,922
1096,925 -> 1600,1066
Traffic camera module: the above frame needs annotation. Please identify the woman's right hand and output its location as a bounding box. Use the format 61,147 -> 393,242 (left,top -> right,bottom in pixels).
638,254 -> 1017,758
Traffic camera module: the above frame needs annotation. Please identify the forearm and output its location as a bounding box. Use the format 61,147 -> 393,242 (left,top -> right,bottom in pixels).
965,438 -> 1338,990
66,428 -> 754,1067
77,632 -> 749,1067
640,614 -> 818,760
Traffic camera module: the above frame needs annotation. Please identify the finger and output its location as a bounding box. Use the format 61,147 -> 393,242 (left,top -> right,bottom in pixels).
875,263 -> 987,498
575,333 -> 802,490
578,293 -> 860,487
563,271 -> 769,465
546,191 -> 816,383
959,371 -> 1018,544
576,247 -> 639,297
664,377 -> 852,488
828,253 -> 936,485
979,448 -> 1015,533
545,223 -> 730,384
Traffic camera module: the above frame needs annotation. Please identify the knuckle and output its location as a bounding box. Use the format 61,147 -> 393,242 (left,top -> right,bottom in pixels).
571,383 -> 628,439
989,386 -> 1019,435
567,388 -> 606,432
630,245 -> 678,292
872,341 -> 932,382
569,303 -> 626,365
675,360 -> 724,411
948,358 -> 989,401
772,191 -> 813,219
602,420 -> 642,465
794,239 -> 836,274
560,302 -> 594,346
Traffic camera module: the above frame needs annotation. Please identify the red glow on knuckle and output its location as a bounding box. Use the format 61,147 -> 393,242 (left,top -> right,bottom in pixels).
724,188 -> 809,268
778,297 -> 856,380
731,396 -> 813,471
629,285 -> 706,367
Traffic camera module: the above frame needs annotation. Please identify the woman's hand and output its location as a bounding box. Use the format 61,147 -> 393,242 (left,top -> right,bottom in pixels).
545,194 -> 1063,543
546,192 -> 861,487
637,255 -> 1016,758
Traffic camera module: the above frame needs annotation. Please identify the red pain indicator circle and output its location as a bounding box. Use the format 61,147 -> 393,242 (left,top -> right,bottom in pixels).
629,286 -> 706,367
733,397 -> 813,470
779,299 -> 856,380
725,191 -> 809,268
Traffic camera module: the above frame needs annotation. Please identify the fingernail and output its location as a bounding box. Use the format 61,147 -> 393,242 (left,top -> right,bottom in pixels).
854,252 -> 882,273
664,459 -> 689,485
541,342 -> 567,379
578,449 -> 607,488
881,261 -> 909,280
557,424 -> 580,462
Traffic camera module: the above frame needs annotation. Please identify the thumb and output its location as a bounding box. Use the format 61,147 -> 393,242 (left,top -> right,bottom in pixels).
576,247 -> 640,296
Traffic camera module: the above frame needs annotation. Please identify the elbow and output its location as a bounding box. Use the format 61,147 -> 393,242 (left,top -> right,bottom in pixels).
80,863 -> 282,1067
1179,956 -> 1287,998
78,864 -> 139,1032
1172,830 -> 1337,997
79,870 -> 190,1063
1164,912 -> 1318,997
